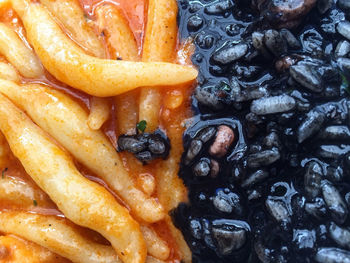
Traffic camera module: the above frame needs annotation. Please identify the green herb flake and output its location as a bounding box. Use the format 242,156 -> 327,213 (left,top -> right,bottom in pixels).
221,83 -> 231,92
137,120 -> 147,133
1,167 -> 8,179
341,72 -> 350,95
33,200 -> 38,206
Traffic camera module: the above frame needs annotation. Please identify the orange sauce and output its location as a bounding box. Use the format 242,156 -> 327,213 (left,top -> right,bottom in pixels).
0,1 -> 195,262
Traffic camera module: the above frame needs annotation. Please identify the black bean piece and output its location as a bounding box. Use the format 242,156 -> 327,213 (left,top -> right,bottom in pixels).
315,247 -> 350,263
304,161 -> 323,199
305,198 -> 328,220
250,95 -> 296,115
204,0 -> 234,15
117,136 -> 146,153
290,63 -> 323,92
187,15 -> 204,31
335,40 -> 350,58
196,126 -> 216,143
241,170 -> 269,188
297,110 -> 326,143
193,159 -> 211,177
211,43 -> 248,65
263,29 -> 287,57
329,222 -> 350,250
280,29 -> 301,49
185,139 -> 203,165
247,148 -> 280,168
337,21 -> 350,41
292,229 -> 316,250
322,180 -> 348,224
147,138 -> 165,155
135,151 -> 153,162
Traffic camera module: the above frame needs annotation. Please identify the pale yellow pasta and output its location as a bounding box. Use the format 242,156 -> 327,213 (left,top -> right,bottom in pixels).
39,0 -> 110,130
165,215 -> 192,263
11,0 -> 197,97
96,4 -> 139,61
141,226 -> 170,261
87,97 -> 110,130
0,22 -> 43,78
40,0 -> 105,58
115,91 -> 138,135
0,79 -> 164,223
0,62 -> 20,82
95,3 -> 139,135
0,92 -> 146,263
0,176 -> 52,209
0,235 -> 70,263
139,0 -> 178,131
0,211 -> 120,263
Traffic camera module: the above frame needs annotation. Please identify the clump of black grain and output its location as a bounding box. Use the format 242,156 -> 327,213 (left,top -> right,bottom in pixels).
174,0 -> 350,262
117,130 -> 170,163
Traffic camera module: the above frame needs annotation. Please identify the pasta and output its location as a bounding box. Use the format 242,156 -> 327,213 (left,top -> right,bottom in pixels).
96,3 -> 139,135
0,79 -> 164,223
0,92 -> 146,263
96,4 -> 138,61
40,0 -> 105,58
139,0 -> 178,131
0,0 -> 197,261
0,22 -> 42,78
0,61 -> 20,82
141,226 -> 170,261
10,0 -> 197,97
39,0 -> 111,130
0,235 -> 70,263
0,176 -> 54,209
87,97 -> 111,130
0,211 -> 120,263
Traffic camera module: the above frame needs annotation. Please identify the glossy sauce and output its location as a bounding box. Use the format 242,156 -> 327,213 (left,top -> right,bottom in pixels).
0,1 -> 194,262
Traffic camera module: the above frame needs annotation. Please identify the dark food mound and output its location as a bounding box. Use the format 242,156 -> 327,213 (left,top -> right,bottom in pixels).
174,0 -> 350,262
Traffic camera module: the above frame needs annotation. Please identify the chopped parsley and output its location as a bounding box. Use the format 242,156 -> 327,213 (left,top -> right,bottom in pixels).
341,72 -> 350,95
33,200 -> 38,206
137,120 -> 147,133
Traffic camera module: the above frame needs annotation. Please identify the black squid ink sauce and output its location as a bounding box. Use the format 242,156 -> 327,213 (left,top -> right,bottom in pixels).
173,0 -> 350,262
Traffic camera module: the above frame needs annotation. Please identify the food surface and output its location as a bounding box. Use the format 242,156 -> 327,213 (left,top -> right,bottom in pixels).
0,0 -> 197,262
174,0 -> 350,262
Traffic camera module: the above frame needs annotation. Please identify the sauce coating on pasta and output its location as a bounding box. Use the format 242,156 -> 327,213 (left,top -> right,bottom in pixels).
0,0 -> 195,262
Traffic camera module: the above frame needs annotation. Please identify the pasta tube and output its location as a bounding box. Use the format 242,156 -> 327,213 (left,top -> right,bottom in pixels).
141,226 -> 170,261
39,0 -> 110,130
0,22 -> 43,78
0,235 -> 70,263
11,0 -> 197,97
0,176 -> 53,209
0,93 -> 146,263
0,79 -> 165,223
0,211 -> 120,263
96,3 -> 139,135
96,4 -> 138,61
87,97 -> 110,130
40,0 -> 105,58
139,0 -> 178,131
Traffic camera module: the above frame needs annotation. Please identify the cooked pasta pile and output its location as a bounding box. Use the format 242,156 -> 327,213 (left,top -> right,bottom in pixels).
0,0 -> 197,262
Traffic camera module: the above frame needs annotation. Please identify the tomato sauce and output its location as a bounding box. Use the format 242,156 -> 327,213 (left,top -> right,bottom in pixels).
0,1 -> 195,262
